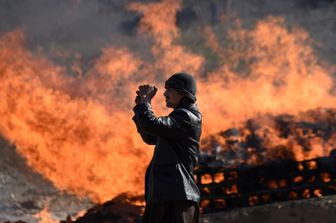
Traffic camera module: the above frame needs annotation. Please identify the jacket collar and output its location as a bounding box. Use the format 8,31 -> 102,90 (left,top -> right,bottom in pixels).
174,98 -> 198,111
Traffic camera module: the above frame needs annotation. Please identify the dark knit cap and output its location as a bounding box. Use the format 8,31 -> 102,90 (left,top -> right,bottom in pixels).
165,72 -> 197,102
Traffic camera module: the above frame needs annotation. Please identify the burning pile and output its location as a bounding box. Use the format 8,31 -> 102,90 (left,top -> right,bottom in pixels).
200,107 -> 336,168
197,107 -> 336,213
55,107 -> 336,221
196,153 -> 336,213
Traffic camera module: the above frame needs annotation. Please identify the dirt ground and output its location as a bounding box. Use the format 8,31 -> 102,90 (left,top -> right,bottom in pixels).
201,195 -> 336,223
68,194 -> 336,223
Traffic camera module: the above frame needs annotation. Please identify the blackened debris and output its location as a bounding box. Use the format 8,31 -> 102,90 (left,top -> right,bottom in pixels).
66,194 -> 143,223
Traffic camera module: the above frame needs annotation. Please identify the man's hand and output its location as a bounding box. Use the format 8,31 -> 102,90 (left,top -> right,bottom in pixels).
136,84 -> 157,103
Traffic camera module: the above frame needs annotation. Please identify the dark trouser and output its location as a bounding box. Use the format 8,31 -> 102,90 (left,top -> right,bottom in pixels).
143,200 -> 199,223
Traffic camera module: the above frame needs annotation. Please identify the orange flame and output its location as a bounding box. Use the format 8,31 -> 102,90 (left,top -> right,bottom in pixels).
201,174 -> 213,185
34,208 -> 58,223
248,196 -> 258,206
0,0 -> 335,205
321,172 -> 331,183
313,189 -> 323,197
289,191 -> 298,200
198,17 -> 336,137
293,176 -> 304,183
226,184 -> 238,195
127,0 -> 203,77
0,31 -> 151,202
213,172 -> 225,183
268,180 -> 278,189
302,189 -> 311,198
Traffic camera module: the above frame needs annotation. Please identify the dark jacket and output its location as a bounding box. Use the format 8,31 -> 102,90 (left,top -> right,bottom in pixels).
133,99 -> 202,204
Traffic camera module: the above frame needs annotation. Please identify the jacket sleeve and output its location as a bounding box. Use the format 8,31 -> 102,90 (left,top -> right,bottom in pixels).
132,115 -> 157,145
133,102 -> 190,139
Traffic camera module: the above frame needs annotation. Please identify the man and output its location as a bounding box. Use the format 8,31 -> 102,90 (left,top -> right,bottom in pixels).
132,72 -> 202,223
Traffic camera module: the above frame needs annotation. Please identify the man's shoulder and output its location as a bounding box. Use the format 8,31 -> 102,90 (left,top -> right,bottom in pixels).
171,108 -> 201,126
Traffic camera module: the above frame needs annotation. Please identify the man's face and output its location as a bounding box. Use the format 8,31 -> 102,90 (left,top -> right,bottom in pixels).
164,88 -> 184,108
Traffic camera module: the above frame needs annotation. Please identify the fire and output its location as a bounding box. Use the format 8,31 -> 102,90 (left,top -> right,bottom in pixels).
201,187 -> 211,196
302,189 -> 311,198
201,174 -> 213,185
34,208 -> 58,223
294,176 -> 304,183
248,196 -> 258,206
0,0 -> 335,206
321,172 -> 331,183
0,31 -> 151,202
200,200 -> 210,211
225,184 -> 238,195
127,0 -> 203,77
213,172 -> 225,183
289,191 -> 298,200
313,189 -> 323,197
267,179 -> 287,189
201,108 -> 336,167
198,17 -> 336,137
268,180 -> 278,189
307,161 -> 318,170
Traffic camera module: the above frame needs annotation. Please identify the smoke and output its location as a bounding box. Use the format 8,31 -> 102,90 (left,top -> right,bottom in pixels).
0,0 -> 334,68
